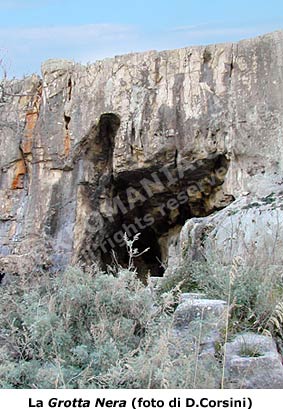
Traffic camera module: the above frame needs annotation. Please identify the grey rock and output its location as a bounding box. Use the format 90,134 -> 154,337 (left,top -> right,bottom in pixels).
224,333 -> 283,388
174,298 -> 227,329
171,297 -> 227,356
41,59 -> 75,76
175,193 -> 283,266
1,30 -> 283,276
179,292 -> 206,303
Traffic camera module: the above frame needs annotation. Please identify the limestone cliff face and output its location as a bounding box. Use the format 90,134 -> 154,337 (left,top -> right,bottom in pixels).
1,31 -> 283,275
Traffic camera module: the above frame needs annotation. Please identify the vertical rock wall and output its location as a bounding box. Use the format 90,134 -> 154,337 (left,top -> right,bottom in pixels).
0,31 -> 283,274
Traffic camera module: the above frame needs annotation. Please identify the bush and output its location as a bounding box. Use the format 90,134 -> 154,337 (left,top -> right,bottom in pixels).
3,232 -> 281,388
160,255 -> 283,337
0,259 -> 220,388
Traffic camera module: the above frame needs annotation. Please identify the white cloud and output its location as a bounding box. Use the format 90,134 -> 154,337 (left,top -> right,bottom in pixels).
0,0 -> 31,8
0,0 -> 53,8
1,21 -> 281,78
168,22 -> 278,40
0,23 -> 138,77
169,23 -> 211,33
0,23 -> 134,42
154,21 -> 282,53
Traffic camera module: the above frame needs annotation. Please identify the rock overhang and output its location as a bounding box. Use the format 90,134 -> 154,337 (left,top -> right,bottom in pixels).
0,30 -> 283,275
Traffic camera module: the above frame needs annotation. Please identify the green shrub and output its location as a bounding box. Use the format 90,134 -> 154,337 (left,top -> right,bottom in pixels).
0,260 -> 219,388
3,232 -> 281,388
160,255 -> 283,337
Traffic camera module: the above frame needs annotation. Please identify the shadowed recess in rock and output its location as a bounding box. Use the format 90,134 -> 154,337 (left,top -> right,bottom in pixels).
99,156 -> 233,279
77,114 -> 234,279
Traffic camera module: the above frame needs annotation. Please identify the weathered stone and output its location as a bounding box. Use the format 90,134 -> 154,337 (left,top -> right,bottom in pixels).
1,33 -> 283,390
171,297 -> 227,356
174,192 -> 283,267
174,298 -> 227,328
179,292 -> 206,303
0,31 -> 283,276
224,333 -> 283,388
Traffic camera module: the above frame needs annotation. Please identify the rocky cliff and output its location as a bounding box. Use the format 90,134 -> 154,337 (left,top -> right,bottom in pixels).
1,30 -> 283,277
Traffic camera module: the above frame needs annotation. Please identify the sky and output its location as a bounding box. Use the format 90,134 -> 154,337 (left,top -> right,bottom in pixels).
0,0 -> 283,78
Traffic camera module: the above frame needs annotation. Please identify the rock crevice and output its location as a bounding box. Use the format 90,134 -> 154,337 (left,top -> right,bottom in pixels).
0,31 -> 283,273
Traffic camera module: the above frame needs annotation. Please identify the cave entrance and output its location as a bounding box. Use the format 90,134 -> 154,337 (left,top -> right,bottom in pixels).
102,226 -> 165,278
135,227 -> 164,276
76,113 -> 234,279
95,153 -> 234,279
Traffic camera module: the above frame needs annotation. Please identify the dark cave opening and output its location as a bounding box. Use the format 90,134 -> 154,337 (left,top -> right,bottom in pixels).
135,227 -> 164,276
96,154 -> 233,279
77,113 -> 234,279
101,225 -> 165,278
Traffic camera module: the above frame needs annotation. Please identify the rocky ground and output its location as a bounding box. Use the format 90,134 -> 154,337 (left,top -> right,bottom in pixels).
1,30 -> 283,388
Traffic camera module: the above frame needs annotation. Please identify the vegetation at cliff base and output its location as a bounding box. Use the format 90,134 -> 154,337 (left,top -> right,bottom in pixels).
0,242 -> 282,388
0,264 -> 219,389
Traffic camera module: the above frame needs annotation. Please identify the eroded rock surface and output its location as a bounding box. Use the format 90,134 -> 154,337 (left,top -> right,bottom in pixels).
172,293 -> 227,355
1,31 -> 283,275
170,191 -> 283,268
224,333 -> 283,388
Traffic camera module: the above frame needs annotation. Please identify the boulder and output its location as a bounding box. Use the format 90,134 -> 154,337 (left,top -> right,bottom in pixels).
173,192 -> 283,267
171,295 -> 227,356
224,333 -> 283,388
